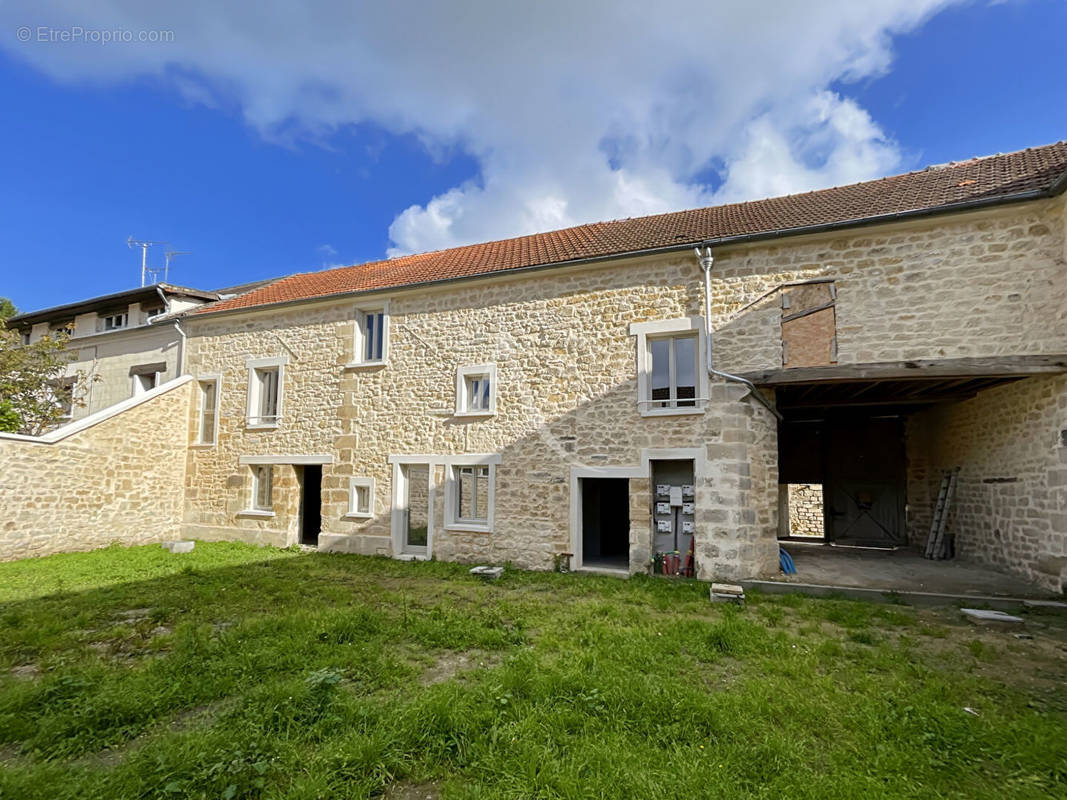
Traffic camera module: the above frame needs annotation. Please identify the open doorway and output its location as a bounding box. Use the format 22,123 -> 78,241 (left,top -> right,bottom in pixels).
580,478 -> 629,570
785,483 -> 825,539
397,463 -> 430,557
298,465 -> 322,547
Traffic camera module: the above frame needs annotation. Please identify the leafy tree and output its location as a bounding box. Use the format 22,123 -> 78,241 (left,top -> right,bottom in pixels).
0,297 -> 16,322
0,323 -> 85,435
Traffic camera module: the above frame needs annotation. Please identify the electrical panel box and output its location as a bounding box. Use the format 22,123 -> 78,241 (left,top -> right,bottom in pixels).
681,484 -> 695,498
669,486 -> 683,506
656,484 -> 670,498
655,502 -> 670,516
656,519 -> 672,533
681,520 -> 695,534
682,502 -> 695,515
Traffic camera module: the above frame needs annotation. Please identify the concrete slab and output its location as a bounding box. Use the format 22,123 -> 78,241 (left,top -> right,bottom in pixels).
768,542 -> 1052,598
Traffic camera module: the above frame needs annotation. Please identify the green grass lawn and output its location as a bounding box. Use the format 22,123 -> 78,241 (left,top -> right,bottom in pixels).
0,543 -> 1064,799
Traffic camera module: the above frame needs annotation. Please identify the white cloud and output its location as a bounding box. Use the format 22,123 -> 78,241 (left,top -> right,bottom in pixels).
1,1 -> 958,256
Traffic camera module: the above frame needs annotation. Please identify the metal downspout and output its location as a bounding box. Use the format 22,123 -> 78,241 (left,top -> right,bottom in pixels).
155,287 -> 186,377
695,246 -> 783,421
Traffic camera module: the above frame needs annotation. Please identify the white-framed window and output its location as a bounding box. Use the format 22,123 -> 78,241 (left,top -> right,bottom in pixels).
101,312 -> 127,331
630,317 -> 708,417
455,363 -> 497,417
251,464 -> 274,511
245,356 -> 286,428
349,302 -> 389,367
344,477 -> 375,519
445,460 -> 495,532
196,375 -> 220,446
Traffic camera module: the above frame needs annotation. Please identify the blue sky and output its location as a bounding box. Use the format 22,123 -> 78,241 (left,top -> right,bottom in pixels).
0,0 -> 1064,313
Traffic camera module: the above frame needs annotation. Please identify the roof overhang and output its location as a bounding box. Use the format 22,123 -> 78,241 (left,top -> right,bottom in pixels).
741,355 -> 1067,415
6,284 -> 219,329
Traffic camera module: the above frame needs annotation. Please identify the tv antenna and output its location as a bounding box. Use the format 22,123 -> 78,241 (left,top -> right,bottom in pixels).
127,237 -> 168,287
159,250 -> 191,284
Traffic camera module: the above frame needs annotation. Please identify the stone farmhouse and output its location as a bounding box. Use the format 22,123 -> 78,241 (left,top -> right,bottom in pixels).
2,142 -> 1066,594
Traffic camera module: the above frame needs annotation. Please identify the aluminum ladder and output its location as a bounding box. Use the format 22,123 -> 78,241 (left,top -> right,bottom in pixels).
924,467 -> 959,560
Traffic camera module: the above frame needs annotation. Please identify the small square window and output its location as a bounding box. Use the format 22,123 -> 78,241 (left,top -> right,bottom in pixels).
345,477 -> 375,519
455,364 -> 496,417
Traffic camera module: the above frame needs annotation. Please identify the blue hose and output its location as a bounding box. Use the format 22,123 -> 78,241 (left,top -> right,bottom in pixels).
779,547 -> 796,575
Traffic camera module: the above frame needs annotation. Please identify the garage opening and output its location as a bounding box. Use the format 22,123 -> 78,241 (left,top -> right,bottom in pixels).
298,465 -> 322,547
580,478 -> 629,570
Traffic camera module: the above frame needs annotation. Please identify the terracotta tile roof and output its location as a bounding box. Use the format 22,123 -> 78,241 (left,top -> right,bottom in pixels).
196,141 -> 1067,316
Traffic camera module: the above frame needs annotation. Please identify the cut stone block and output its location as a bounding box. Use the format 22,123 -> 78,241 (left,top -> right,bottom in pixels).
710,583 -> 745,605
960,608 -> 1023,627
711,582 -> 744,595
469,566 -> 504,580
162,541 -> 195,553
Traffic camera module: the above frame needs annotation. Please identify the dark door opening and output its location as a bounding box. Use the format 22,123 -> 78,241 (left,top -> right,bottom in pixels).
825,417 -> 905,547
581,478 -> 629,569
779,415 -> 906,549
299,465 -> 322,546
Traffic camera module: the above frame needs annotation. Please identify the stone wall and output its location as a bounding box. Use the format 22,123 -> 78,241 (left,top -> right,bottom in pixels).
183,252 -> 781,581
714,195 -> 1067,373
179,194 -> 1066,583
906,374 -> 1067,592
0,378 -> 191,560
787,484 -> 824,537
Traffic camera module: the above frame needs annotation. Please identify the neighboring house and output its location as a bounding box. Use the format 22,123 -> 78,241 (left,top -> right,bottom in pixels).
6,284 -> 219,420
173,142 -> 1067,592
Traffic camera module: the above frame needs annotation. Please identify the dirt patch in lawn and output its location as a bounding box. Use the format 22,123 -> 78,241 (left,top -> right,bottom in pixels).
382,781 -> 441,800
420,650 -> 501,686
9,663 -> 39,680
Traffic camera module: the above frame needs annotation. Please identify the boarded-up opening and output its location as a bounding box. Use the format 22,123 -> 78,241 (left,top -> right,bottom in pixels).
782,282 -> 836,368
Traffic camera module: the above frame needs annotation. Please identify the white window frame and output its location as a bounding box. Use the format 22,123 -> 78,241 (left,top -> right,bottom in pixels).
444,458 -> 496,533
455,363 -> 497,417
241,464 -> 275,517
100,312 -> 127,332
348,301 -> 390,368
195,374 -> 221,447
344,476 -> 376,519
245,356 -> 287,429
629,317 -> 708,417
